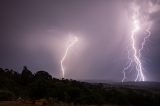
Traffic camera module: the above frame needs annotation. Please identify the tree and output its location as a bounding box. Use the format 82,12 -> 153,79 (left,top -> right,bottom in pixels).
34,71 -> 52,81
21,66 -> 33,85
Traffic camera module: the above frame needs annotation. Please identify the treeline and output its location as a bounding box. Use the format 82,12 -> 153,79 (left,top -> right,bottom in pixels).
0,66 -> 160,106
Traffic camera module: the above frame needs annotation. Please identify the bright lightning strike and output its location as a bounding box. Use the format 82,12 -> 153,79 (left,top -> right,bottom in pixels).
131,12 -> 145,81
60,36 -> 78,78
122,2 -> 152,82
139,24 -> 152,58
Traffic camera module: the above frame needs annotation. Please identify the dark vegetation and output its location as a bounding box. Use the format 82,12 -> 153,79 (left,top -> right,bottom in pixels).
0,66 -> 160,106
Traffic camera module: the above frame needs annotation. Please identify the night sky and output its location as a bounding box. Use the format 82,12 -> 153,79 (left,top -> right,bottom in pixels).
0,0 -> 160,81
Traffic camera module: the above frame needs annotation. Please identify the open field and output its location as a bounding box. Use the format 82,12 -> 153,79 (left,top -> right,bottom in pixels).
0,101 -> 34,106
0,101 -> 117,106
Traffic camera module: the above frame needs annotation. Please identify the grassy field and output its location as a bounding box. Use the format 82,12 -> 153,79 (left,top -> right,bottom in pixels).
0,101 -> 35,106
0,101 -> 117,106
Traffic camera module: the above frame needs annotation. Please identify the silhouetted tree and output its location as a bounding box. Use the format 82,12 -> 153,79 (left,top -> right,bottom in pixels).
21,66 -> 33,85
34,71 -> 52,81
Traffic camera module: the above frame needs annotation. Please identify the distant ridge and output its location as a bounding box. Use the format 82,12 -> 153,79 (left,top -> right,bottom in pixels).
80,79 -> 160,89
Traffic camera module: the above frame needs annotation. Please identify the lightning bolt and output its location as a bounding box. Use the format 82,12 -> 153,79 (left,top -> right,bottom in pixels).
122,50 -> 132,82
60,36 -> 78,78
139,24 -> 152,58
122,3 -> 152,82
131,13 -> 145,81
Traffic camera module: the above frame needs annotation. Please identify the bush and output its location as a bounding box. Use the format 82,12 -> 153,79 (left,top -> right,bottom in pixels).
0,90 -> 15,101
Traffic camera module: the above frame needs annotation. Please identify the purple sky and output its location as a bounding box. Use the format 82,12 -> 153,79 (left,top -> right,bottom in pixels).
0,0 -> 160,81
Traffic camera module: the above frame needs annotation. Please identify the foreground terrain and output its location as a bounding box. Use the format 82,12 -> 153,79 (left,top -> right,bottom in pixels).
0,67 -> 160,106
